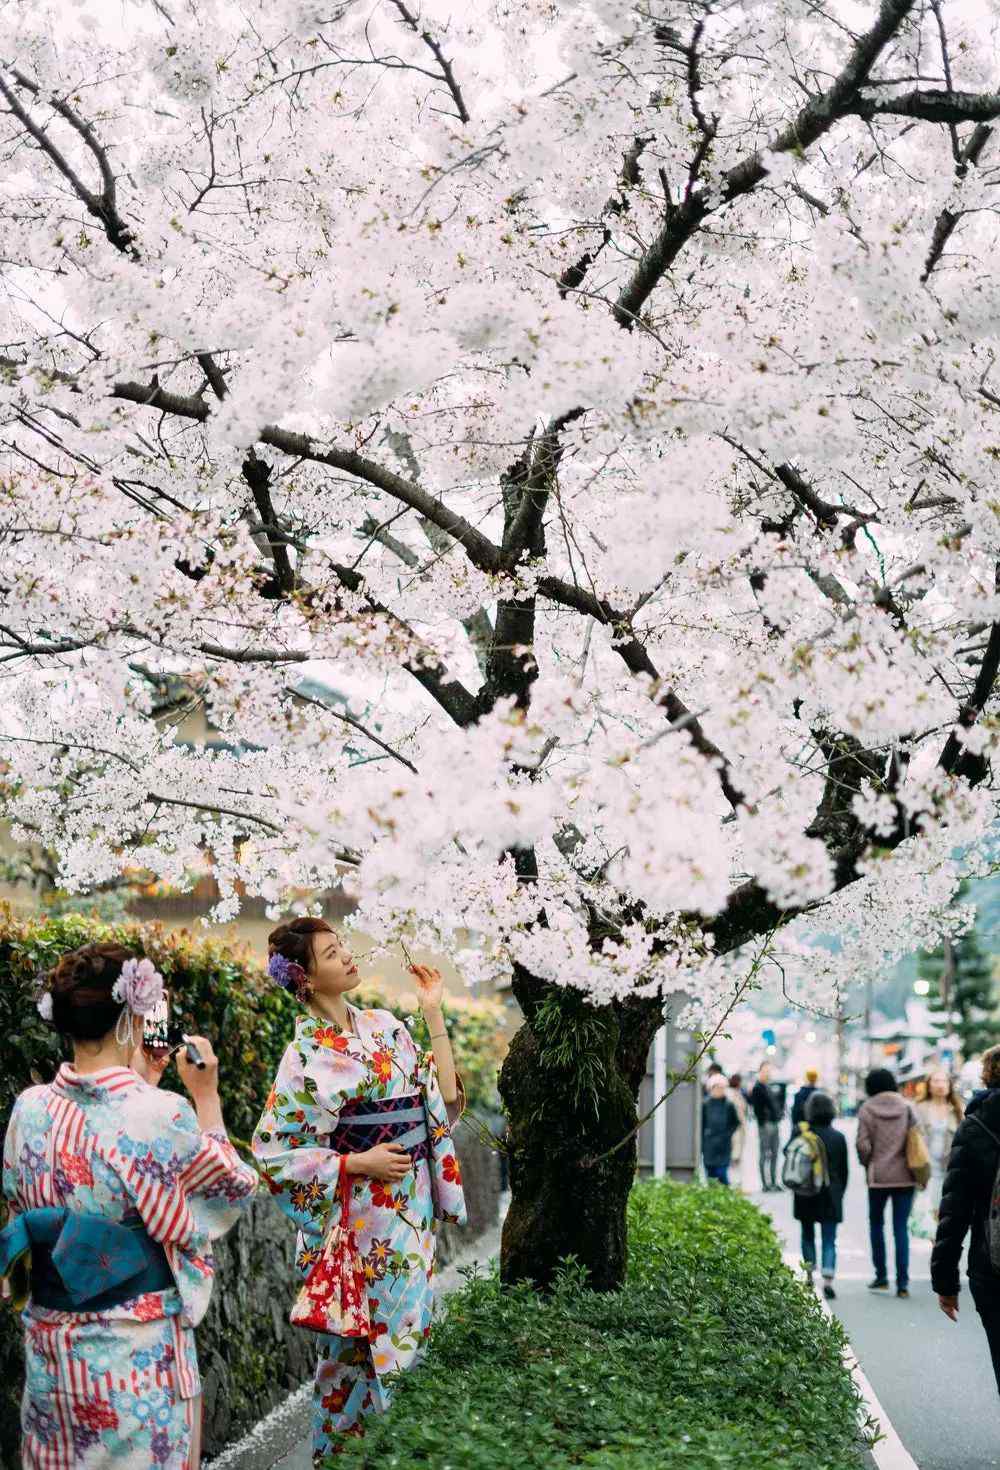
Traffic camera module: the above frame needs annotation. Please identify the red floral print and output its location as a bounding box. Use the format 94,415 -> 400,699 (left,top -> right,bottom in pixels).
314,1028 -> 350,1052
74,1399 -> 119,1432
132,1293 -> 165,1322
58,1151 -> 94,1187
370,1050 -> 394,1083
442,1153 -> 462,1185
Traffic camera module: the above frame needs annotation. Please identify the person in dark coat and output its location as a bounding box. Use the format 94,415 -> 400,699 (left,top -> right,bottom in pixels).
702,1072 -> 741,1186
750,1062 -> 785,1191
791,1068 -> 820,1129
932,1044 -> 1000,1392
789,1090 -> 849,1300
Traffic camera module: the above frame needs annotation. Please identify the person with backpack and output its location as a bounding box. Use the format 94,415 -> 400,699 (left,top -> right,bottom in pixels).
702,1071 -> 741,1185
932,1044 -> 1000,1392
856,1067 -> 922,1297
783,1091 -> 849,1299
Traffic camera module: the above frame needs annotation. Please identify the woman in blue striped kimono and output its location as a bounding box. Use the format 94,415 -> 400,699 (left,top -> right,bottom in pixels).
1,943 -> 257,1468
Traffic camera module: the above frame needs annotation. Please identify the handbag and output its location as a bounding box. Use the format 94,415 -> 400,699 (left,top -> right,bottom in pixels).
289,1169 -> 370,1337
905,1112 -> 932,1190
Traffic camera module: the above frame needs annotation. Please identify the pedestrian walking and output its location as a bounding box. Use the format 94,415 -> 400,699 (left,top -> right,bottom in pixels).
750,1062 -> 784,1191
786,1091 -> 849,1300
856,1067 -> 919,1298
791,1068 -> 820,1129
703,1061 -> 725,1094
702,1073 -> 741,1185
252,918 -> 467,1462
932,1045 -> 1000,1392
0,943 -> 257,1467
912,1068 -> 964,1237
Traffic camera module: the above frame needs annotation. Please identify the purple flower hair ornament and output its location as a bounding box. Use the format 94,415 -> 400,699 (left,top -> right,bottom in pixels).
267,952 -> 307,994
111,957 -> 165,1016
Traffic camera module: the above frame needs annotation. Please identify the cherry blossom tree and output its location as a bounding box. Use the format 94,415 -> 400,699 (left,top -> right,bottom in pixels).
2,0 -> 1000,1287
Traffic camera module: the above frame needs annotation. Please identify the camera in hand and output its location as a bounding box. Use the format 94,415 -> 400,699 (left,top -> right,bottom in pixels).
142,994 -> 205,1069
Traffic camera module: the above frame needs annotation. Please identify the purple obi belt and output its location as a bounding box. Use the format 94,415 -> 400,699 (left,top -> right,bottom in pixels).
331,1093 -> 430,1163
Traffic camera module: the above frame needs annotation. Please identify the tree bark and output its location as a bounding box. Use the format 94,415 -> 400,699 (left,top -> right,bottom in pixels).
498,978 -> 655,1290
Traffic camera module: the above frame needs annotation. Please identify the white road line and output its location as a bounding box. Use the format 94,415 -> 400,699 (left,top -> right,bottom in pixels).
781,1254 -> 920,1470
840,1333 -> 921,1470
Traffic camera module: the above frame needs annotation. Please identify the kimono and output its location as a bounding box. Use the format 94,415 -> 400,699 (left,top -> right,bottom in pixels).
1,1065 -> 257,1469
252,1005 -> 466,1464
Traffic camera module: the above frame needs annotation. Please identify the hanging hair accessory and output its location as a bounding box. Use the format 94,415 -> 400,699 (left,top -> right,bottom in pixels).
268,953 -> 307,995
111,957 -> 165,1017
36,990 -> 54,1022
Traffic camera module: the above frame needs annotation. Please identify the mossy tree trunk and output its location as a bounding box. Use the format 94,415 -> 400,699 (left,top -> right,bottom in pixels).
498,966 -> 663,1292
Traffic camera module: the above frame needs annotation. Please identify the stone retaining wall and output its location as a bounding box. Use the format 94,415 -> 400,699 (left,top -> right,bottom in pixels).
200,1129 -> 501,1458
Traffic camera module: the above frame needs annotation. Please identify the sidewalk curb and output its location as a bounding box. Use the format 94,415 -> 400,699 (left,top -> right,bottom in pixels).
814,1286 -> 919,1470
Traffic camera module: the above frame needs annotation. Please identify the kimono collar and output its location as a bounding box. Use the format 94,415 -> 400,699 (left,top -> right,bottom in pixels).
51,1063 -> 142,1099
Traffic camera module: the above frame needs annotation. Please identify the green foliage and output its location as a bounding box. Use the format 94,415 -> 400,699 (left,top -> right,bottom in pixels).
532,988 -> 616,1119
918,886 -> 997,1057
0,906 -> 507,1467
329,1180 -> 870,1470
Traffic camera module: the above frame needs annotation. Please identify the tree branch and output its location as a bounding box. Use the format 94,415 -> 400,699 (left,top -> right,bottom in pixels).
851,88 -> 1000,124
614,0 -> 918,328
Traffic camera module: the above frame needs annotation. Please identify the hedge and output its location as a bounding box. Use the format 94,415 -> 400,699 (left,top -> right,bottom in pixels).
0,906 -> 507,1467
330,1179 -> 873,1470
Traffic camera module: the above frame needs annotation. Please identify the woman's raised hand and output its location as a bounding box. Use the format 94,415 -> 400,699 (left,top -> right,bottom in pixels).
348,1143 -> 411,1182
410,963 -> 444,1013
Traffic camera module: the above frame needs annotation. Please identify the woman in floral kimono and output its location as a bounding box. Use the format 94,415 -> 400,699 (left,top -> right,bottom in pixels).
252,918 -> 467,1464
1,942 -> 257,1468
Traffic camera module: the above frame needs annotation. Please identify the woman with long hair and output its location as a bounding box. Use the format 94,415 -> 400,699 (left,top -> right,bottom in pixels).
1,943 -> 257,1467
251,919 -> 466,1463
913,1068 -> 964,1236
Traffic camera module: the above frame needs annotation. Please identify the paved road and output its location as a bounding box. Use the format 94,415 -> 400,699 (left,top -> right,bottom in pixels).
754,1120 -> 1000,1470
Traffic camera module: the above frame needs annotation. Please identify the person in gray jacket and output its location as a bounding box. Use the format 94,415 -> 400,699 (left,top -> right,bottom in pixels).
856,1068 -> 919,1297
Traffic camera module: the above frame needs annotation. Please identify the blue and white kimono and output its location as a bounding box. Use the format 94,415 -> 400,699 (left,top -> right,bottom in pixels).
252,1005 -> 466,1463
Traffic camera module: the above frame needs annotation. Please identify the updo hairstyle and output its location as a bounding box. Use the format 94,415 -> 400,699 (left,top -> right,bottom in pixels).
267,917 -> 336,977
46,943 -> 133,1042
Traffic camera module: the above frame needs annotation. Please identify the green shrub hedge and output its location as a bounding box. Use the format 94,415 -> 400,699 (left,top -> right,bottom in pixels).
0,906 -> 507,1467
331,1179 -> 872,1470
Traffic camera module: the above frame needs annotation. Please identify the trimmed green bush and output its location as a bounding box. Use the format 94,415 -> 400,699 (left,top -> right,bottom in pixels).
330,1179 -> 872,1470
0,906 -> 506,1467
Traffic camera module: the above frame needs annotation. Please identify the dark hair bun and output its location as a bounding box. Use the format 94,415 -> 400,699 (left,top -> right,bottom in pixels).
267,917 -> 334,977
48,943 -> 133,1042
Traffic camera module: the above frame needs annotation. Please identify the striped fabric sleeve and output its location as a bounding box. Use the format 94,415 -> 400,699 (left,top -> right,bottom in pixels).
121,1097 -> 256,1247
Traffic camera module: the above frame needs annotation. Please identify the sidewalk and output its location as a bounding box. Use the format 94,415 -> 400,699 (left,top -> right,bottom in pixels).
754,1128 -> 1000,1470
206,1207 -> 506,1469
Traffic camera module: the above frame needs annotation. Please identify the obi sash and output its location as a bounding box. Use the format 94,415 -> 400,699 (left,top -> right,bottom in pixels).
0,1207 -> 173,1313
331,1093 -> 430,1164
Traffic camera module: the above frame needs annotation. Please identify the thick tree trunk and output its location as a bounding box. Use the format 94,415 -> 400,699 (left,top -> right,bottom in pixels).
498,975 -> 663,1291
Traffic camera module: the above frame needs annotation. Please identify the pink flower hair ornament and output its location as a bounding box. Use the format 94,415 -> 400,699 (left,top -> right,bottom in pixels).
111,957 -> 165,1016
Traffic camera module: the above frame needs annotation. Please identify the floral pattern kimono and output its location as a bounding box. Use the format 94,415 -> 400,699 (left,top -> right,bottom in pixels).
1,1065 -> 257,1469
252,1005 -> 466,1464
